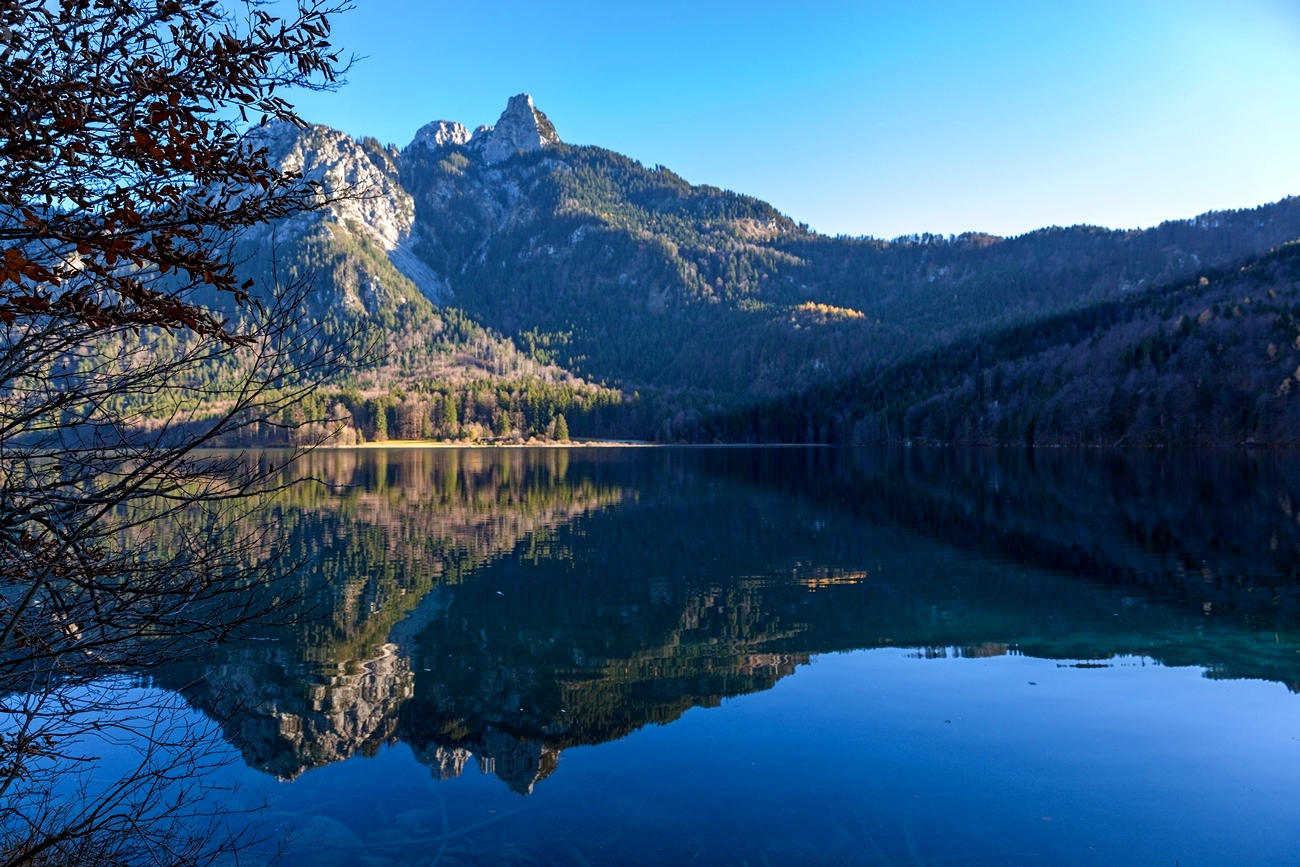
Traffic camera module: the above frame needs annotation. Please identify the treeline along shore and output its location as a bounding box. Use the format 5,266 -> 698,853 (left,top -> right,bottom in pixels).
227,240 -> 1300,448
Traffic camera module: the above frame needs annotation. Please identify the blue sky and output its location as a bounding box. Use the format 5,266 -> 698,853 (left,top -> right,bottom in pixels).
289,0 -> 1300,239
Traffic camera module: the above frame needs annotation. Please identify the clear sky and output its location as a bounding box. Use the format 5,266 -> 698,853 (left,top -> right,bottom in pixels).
288,0 -> 1300,239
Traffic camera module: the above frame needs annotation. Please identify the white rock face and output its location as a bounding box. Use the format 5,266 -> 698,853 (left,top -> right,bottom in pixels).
402,94 -> 560,164
470,93 -> 560,164
249,121 -> 450,305
257,121 -> 412,250
407,119 -> 472,151
239,96 -> 565,311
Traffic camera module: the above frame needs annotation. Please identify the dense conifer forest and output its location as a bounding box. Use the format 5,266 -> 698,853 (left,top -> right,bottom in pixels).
686,242 -> 1300,445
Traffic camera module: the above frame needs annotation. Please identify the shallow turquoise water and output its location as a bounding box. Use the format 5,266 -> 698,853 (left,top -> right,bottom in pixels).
147,447 -> 1300,865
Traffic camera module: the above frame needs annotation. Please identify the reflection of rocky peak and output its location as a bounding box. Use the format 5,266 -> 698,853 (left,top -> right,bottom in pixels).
398,647 -> 805,794
158,448 -> 1300,799
411,730 -> 558,794
413,744 -> 473,781
395,573 -> 812,794
160,450 -> 630,788
473,732 -> 561,795
164,642 -> 413,781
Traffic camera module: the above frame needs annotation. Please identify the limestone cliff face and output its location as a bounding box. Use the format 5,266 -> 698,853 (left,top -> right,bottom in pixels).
239,94 -> 565,316
408,119 -> 472,151
260,122 -> 412,250
248,121 -> 450,310
466,93 -> 560,164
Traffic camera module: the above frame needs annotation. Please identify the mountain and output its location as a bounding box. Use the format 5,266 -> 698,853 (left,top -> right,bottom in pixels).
233,94 -> 1300,443
229,116 -> 620,445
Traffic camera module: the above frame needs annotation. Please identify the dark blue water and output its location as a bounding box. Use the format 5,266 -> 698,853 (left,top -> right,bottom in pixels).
147,448 -> 1300,865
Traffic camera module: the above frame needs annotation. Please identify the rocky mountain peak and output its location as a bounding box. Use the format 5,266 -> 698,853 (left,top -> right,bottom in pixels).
472,93 -> 560,164
407,119 -> 471,151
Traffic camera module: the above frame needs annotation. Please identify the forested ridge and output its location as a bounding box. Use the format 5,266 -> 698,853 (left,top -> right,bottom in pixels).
687,242 -> 1300,445
227,98 -> 1300,444
403,136 -> 1300,401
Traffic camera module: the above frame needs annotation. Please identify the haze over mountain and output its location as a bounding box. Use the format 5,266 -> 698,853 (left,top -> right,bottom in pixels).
236,94 -> 1300,445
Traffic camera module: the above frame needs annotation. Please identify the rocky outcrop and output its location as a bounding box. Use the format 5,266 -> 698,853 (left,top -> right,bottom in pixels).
249,121 -> 450,308
240,94 -> 565,314
257,122 -> 413,250
407,119 -> 472,151
467,93 -> 560,164
404,94 -> 560,166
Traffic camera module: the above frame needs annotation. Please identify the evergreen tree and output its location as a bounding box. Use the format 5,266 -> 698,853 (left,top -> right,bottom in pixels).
554,413 -> 570,442
442,393 -> 460,436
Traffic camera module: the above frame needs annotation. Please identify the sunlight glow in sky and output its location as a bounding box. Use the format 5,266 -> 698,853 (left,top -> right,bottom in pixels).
289,0 -> 1300,239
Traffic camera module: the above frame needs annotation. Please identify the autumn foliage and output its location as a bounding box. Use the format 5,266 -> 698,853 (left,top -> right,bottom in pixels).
0,0 -> 346,342
0,3 -> 356,865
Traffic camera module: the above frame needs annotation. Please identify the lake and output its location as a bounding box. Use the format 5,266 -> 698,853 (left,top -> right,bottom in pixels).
148,446 -> 1300,865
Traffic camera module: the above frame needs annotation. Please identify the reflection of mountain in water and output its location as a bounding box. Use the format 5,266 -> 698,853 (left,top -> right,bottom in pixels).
157,447 -> 1300,794
159,449 -> 624,779
175,641 -> 413,780
399,573 -> 809,793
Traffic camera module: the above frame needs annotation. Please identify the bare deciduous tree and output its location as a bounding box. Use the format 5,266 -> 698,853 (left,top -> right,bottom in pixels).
0,1 -> 363,864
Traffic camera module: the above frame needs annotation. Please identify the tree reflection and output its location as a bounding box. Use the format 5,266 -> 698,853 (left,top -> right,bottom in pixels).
157,446 -> 1300,793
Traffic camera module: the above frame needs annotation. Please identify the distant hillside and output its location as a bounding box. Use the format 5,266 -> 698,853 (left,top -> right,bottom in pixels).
224,94 -> 1300,443
690,241 -> 1300,445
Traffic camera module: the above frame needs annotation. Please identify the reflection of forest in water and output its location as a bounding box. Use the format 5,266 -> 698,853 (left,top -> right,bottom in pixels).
156,447 -> 1300,795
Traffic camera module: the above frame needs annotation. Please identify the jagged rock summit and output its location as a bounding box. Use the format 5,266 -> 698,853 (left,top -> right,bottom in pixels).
474,93 -> 560,163
408,119 -> 471,150
406,94 -> 559,163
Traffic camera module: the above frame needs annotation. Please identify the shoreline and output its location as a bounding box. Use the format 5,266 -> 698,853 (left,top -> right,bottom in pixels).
346,439 -> 652,449
197,440 -> 1293,452
194,441 -> 841,452
334,440 -> 829,449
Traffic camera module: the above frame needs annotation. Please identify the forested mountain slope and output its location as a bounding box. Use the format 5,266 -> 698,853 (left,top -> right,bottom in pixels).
231,94 -> 1300,442
689,241 -> 1300,445
396,95 -> 1300,402
226,117 -> 619,443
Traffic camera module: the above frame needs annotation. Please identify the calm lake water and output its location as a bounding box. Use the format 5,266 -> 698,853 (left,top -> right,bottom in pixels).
152,447 -> 1300,866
